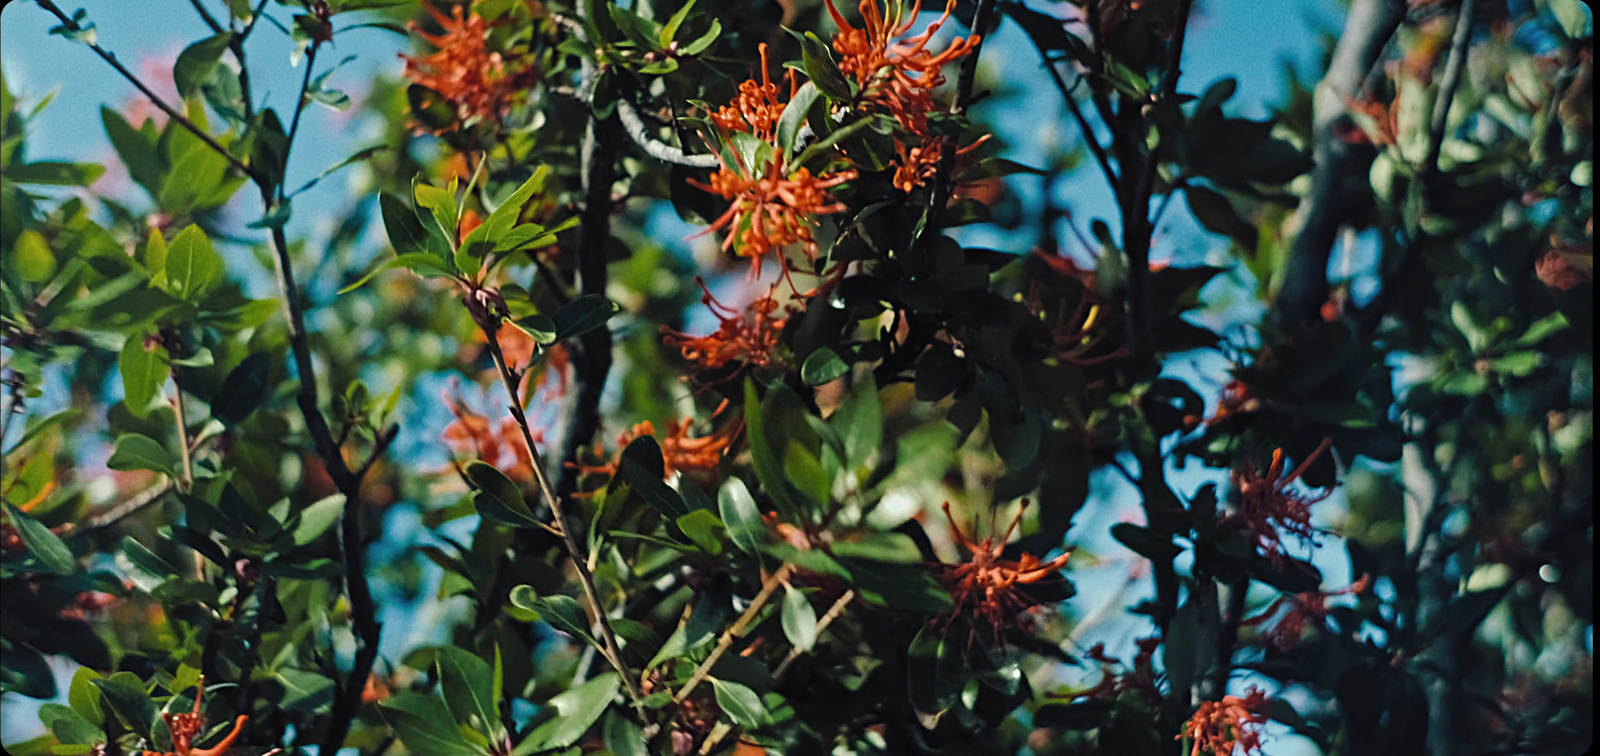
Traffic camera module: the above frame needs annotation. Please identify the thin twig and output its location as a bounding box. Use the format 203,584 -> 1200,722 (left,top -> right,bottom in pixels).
34,0 -> 255,181
772,589 -> 855,680
675,563 -> 795,704
170,369 -> 195,491
83,484 -> 174,531
482,326 -> 645,712
187,0 -> 224,33
1423,0 -> 1475,176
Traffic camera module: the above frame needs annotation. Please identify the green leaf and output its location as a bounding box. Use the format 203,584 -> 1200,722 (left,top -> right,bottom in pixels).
174,33 -> 232,98
164,225 -> 223,301
380,693 -> 488,756
675,509 -> 726,556
718,477 -> 765,555
39,703 -> 104,745
339,252 -> 459,294
118,332 -> 171,419
380,191 -> 435,256
781,584 -> 818,652
11,230 -> 56,283
711,678 -> 765,729
4,161 -> 106,187
102,107 -> 164,193
436,647 -> 503,738
776,81 -> 820,155
508,585 -> 542,622
1,639 -> 56,699
616,437 -> 689,520
91,673 -> 158,741
554,294 -> 619,341
602,709 -> 648,756
800,346 -> 848,385
462,166 -> 551,255
744,379 -> 810,521
827,532 -> 920,563
291,494 -> 345,546
514,673 -> 620,753
115,536 -> 181,592
106,434 -> 178,478
274,668 -> 336,713
791,29 -> 852,100
2,502 -> 76,575
211,353 -> 272,425
467,460 -> 542,528
511,315 -> 558,345
1111,523 -> 1182,561
414,178 -> 461,250
657,0 -> 696,46
679,18 -> 721,56
68,668 -> 103,723
832,374 -> 881,470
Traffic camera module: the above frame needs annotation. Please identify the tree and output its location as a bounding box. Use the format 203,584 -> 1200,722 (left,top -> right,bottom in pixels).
0,0 -> 1590,754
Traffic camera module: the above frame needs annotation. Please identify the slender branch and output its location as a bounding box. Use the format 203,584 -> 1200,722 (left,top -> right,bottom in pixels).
1423,0 -> 1476,176
676,562 -> 795,704
772,589 -> 854,681
34,0 -> 255,180
482,326 -> 645,711
187,0 -> 224,33
170,370 -> 195,491
280,45 -> 320,202
83,484 -> 174,531
1038,53 -> 1118,192
925,0 -> 999,229
616,99 -> 720,168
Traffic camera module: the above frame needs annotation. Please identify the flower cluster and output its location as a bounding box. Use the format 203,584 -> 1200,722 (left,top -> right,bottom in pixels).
1177,688 -> 1271,756
441,383 -> 538,483
1242,574 -> 1370,652
401,2 -> 536,130
1067,636 -> 1163,704
933,500 -> 1072,646
140,677 -> 275,756
825,0 -> 986,192
573,407 -> 744,480
692,45 -> 858,275
1220,439 -> 1336,562
662,278 -> 791,379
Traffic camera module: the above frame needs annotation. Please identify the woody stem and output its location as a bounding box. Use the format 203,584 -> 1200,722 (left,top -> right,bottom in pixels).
675,562 -> 795,704
481,326 -> 645,712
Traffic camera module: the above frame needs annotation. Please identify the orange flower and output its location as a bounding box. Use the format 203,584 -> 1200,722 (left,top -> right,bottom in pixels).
1066,636 -> 1163,704
890,134 -> 990,193
934,500 -> 1072,645
1185,378 -> 1262,429
692,45 -> 857,276
401,2 -> 535,130
1177,687 -> 1270,756
1221,439 -> 1335,562
441,385 -> 538,482
140,677 -> 275,756
662,279 -> 791,377
571,402 -> 744,479
825,0 -> 978,133
1242,574 -> 1370,652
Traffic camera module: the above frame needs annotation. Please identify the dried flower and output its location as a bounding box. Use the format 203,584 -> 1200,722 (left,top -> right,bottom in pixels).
1242,574 -> 1370,652
1177,687 -> 1271,756
934,500 -> 1072,645
1221,439 -> 1336,561
401,2 -> 535,130
662,279 -> 791,377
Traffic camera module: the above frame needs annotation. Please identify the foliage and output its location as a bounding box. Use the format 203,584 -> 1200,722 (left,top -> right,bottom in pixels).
0,0 -> 1591,754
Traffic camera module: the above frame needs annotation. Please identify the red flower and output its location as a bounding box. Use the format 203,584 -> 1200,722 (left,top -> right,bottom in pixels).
570,406 -> 743,480
140,677 -> 276,756
1177,687 -> 1271,756
933,500 -> 1072,645
1221,439 -> 1336,562
825,0 -> 978,134
401,2 -> 536,130
662,278 -> 791,378
441,384 -> 538,483
1242,574 -> 1371,652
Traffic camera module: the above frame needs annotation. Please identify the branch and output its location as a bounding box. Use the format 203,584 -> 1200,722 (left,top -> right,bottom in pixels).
35,0 -> 255,181
83,484 -> 174,531
925,0 -> 999,231
482,327 -> 645,712
675,563 -> 795,705
187,0 -> 224,33
616,99 -> 720,168
1276,0 -> 1407,327
772,589 -> 854,681
1423,0 -> 1475,175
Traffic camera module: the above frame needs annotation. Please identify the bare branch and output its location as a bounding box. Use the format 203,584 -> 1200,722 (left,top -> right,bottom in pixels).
616,99 -> 720,168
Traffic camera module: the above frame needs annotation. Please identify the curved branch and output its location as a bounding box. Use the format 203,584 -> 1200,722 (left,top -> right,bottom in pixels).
1276,0 -> 1407,327
616,99 -> 721,168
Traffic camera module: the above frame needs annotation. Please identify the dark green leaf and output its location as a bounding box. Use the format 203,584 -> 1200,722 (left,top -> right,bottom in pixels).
437,647 -> 503,737
106,434 -> 178,478
174,33 -> 232,99
711,678 -> 766,729
91,673 -> 158,741
554,294 -> 619,342
718,477 -> 765,555
515,673 -> 619,752
211,353 -> 272,425
800,346 -> 848,385
380,693 -> 487,756
2,502 -> 76,575
781,584 -> 817,652
466,460 -> 541,528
